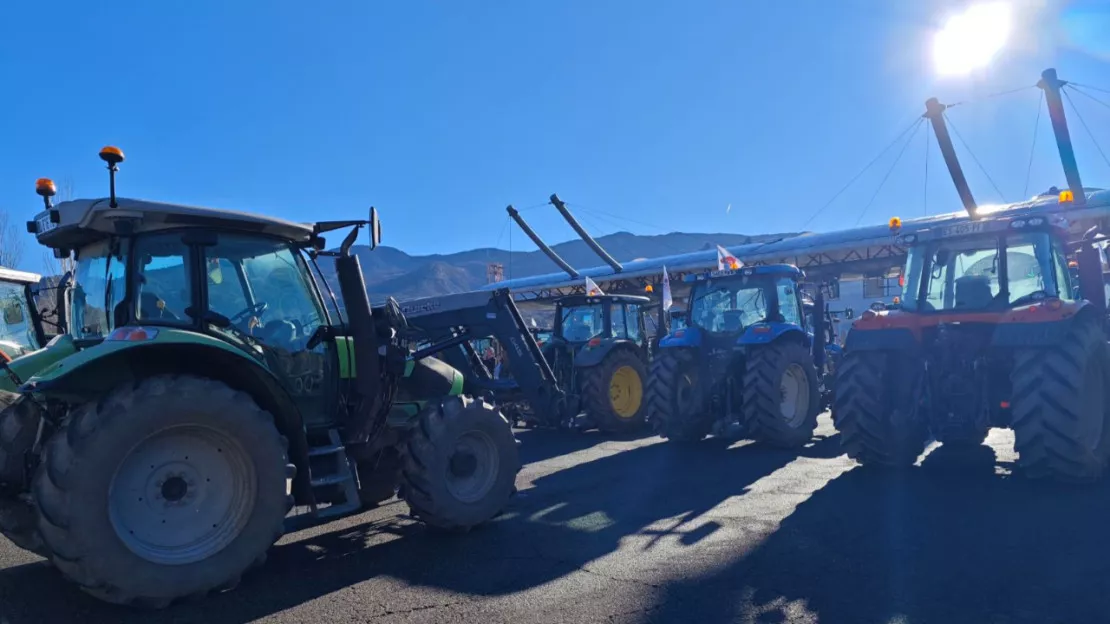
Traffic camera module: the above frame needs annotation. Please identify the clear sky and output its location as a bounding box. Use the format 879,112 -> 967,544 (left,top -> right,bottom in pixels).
1,0 -> 1108,273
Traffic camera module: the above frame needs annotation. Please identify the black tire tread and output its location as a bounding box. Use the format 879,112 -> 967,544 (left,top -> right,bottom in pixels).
834,351 -> 928,467
32,375 -> 294,608
400,395 -> 521,531
741,341 -> 820,448
1011,318 -> 1110,481
648,349 -> 711,442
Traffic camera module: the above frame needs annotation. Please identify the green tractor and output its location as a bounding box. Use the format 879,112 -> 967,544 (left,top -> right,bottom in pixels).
0,148 -> 520,607
536,293 -> 652,433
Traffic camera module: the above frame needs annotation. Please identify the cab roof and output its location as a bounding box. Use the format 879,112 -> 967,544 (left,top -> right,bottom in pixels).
0,267 -> 42,286
555,293 -> 652,307
684,263 -> 803,283
32,197 -> 317,250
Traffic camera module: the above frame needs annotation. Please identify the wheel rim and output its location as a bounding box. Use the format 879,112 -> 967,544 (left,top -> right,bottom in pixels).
446,429 -> 500,504
779,363 -> 810,428
1081,354 -> 1107,452
609,365 -> 644,419
109,425 -> 256,566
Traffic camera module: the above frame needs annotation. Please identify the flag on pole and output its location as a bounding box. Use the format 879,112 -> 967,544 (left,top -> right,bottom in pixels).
661,265 -> 673,311
585,276 -> 605,296
717,245 -> 743,271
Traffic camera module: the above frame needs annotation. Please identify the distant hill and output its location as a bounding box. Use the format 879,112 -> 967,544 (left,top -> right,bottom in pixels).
325,229 -> 803,302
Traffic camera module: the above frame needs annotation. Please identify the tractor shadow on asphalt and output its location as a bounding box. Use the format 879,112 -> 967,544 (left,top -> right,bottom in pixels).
0,430 -> 840,623
643,438 -> 1110,624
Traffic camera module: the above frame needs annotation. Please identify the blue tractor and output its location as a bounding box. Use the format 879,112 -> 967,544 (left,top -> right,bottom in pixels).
648,264 -> 828,447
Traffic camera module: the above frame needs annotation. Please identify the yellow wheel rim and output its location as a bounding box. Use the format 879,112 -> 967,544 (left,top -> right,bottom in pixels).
609,365 -> 643,419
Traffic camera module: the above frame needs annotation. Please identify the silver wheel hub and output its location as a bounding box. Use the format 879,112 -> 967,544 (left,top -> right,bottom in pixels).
109,425 -> 255,566
779,364 -> 810,428
446,430 -> 499,504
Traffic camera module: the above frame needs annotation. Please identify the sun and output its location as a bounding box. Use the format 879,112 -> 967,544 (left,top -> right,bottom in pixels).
933,2 -> 1014,76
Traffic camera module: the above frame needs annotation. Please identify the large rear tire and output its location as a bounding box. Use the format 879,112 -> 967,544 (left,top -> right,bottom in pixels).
581,349 -> 649,433
1011,317 -> 1110,481
834,351 -> 929,467
648,349 -> 711,442
400,396 -> 520,530
741,341 -> 820,448
32,375 -> 293,608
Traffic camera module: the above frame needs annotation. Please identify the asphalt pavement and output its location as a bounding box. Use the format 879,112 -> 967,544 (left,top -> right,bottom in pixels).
2,415 -> 1110,623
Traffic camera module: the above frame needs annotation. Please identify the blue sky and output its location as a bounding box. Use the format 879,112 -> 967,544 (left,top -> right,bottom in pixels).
1,1 -> 1108,274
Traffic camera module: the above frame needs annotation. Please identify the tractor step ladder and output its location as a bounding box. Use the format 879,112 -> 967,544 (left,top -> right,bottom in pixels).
306,429 -> 362,518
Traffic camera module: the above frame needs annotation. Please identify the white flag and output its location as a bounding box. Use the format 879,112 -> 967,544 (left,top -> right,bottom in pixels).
585,276 -> 605,296
717,244 -> 743,271
661,265 -> 673,311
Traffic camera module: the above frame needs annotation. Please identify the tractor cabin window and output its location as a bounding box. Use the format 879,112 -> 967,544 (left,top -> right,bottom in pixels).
625,304 -> 642,342
70,239 -> 128,338
133,235 -> 192,325
561,305 -> 604,342
902,232 -> 1064,312
775,278 -> 802,326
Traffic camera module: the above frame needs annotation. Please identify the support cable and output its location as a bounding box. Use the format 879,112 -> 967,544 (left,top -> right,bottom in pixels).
943,112 -> 1007,202
854,119 -> 925,226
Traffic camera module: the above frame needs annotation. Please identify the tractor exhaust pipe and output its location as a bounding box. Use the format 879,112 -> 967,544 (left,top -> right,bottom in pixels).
506,205 -> 580,279
1038,68 -> 1085,205
549,194 -> 623,273
924,97 -> 978,219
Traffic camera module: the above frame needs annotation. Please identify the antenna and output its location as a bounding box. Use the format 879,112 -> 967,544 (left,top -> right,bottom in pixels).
1037,68 -> 1085,205
923,98 -> 978,219
98,146 -> 125,208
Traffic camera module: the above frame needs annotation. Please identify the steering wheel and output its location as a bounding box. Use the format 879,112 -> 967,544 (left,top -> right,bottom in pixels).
1010,290 -> 1048,307
230,301 -> 269,323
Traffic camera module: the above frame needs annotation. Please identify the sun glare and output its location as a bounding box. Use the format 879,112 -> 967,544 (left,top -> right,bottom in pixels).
933,2 -> 1013,76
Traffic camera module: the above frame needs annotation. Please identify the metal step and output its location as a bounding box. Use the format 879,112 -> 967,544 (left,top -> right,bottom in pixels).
306,429 -> 362,519
308,444 -> 345,457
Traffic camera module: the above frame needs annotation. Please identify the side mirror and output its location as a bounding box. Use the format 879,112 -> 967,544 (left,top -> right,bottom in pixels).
370,207 -> 382,250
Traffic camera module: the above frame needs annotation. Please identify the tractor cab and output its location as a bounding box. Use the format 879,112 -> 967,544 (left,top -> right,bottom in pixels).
551,293 -> 651,349
0,267 -> 48,365
892,215 -> 1077,318
675,264 -> 809,345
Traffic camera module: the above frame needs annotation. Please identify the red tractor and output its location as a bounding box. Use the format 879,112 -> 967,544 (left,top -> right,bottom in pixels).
835,69 -> 1110,479
834,212 -> 1110,479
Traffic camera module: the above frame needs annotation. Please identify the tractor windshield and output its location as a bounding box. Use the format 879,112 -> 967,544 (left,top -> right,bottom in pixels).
69,239 -> 127,339
689,277 -> 770,333
902,231 -> 1071,312
560,304 -> 604,342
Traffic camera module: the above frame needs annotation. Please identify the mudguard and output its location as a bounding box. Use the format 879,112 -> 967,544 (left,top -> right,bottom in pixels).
659,326 -> 703,349
573,338 -> 640,368
737,323 -> 807,346
21,327 -> 316,503
844,327 -> 918,351
992,301 -> 1093,347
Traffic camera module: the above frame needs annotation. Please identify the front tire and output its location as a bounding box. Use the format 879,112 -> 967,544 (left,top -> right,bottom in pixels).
741,341 -> 820,448
581,349 -> 649,433
33,375 -> 293,608
400,396 -> 521,530
1011,317 -> 1110,481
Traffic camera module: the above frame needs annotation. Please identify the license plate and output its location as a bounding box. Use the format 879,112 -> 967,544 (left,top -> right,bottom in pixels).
33,211 -> 56,235
940,222 -> 985,237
